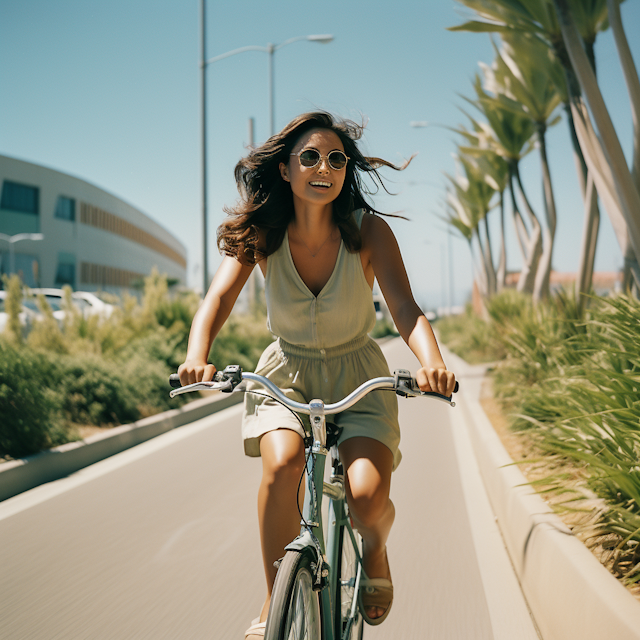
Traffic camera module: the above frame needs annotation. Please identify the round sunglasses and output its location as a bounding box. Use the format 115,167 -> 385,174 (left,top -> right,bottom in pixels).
290,148 -> 350,171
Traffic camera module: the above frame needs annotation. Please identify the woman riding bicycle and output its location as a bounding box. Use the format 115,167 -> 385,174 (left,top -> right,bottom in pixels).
177,111 -> 456,639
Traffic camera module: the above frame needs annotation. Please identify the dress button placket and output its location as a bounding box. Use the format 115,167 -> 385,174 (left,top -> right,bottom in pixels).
310,298 -> 318,345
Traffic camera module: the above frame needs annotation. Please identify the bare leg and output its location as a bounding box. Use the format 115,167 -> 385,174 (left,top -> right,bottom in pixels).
339,437 -> 394,620
257,429 -> 306,622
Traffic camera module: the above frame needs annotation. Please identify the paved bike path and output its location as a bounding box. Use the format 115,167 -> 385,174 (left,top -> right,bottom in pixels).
366,339 -> 538,639
0,337 -> 537,639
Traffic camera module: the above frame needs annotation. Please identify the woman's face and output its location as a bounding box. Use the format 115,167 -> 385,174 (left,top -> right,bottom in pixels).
279,128 -> 347,207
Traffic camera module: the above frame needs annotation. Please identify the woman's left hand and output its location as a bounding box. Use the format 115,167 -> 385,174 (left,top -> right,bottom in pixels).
416,367 -> 456,396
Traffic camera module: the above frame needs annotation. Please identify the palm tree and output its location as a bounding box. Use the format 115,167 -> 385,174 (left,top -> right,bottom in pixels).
495,33 -> 563,301
474,150 -> 510,290
450,0 -> 639,295
443,195 -> 480,291
552,0 -> 640,292
444,152 -> 497,296
465,73 -> 542,294
448,117 -> 508,293
605,0 -> 640,287
559,2 -> 608,302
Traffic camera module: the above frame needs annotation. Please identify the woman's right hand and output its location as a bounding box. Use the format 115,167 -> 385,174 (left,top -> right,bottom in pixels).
178,360 -> 217,386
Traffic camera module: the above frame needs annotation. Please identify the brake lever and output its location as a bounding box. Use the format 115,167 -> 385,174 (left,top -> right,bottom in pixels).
393,368 -> 458,407
168,365 -> 244,397
169,379 -> 232,398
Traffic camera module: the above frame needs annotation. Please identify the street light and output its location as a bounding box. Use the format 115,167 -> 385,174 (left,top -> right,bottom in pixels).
205,34 -> 334,137
198,4 -> 333,295
0,233 -> 44,277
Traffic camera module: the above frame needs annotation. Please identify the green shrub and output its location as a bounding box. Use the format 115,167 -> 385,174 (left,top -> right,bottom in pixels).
209,315 -> 275,372
1,268 -> 278,456
435,304 -> 504,364
26,294 -> 68,354
370,319 -> 399,339
487,292 -> 640,584
0,341 -> 72,458
1,274 -> 24,343
56,355 -> 140,425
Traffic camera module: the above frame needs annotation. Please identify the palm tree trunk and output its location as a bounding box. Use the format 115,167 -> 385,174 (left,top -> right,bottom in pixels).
606,0 -> 640,294
497,192 -> 507,291
482,214 -> 497,296
514,164 -> 543,294
555,42 -> 602,303
474,228 -> 490,297
607,0 -> 640,194
534,125 -> 558,302
508,163 -> 529,262
571,97 -> 636,266
553,0 -> 640,280
575,173 -> 600,297
469,239 -> 489,320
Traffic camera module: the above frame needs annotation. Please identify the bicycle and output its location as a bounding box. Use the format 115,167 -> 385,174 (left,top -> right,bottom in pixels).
169,365 -> 458,640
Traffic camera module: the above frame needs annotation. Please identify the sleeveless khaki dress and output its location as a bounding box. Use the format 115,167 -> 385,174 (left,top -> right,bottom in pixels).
242,209 -> 401,469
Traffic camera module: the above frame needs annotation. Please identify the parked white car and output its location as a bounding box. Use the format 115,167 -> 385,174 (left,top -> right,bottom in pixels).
27,288 -> 114,320
0,291 -> 40,334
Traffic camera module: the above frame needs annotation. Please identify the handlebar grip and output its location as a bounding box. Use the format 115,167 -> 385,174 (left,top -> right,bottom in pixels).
454,381 -> 459,393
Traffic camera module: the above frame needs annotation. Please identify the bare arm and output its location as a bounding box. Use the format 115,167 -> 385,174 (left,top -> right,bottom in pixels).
362,214 -> 456,396
178,256 -> 254,385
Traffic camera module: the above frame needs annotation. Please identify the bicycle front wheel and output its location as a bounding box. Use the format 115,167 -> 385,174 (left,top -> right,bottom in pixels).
265,549 -> 322,640
335,524 -> 364,639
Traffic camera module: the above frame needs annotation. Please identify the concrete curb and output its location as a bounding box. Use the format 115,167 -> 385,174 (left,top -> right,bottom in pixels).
445,349 -> 640,640
0,392 -> 243,502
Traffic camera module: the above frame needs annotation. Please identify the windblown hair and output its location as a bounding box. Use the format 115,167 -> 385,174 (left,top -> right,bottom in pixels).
218,111 -> 409,264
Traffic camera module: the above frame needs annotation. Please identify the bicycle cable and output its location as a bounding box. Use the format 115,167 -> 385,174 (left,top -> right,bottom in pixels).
244,387 -> 402,538
243,390 -> 308,433
244,389 -> 311,529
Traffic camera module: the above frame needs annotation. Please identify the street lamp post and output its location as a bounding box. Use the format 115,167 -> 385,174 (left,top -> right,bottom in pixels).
200,0 -> 209,296
198,13 -> 333,295
0,233 -> 44,277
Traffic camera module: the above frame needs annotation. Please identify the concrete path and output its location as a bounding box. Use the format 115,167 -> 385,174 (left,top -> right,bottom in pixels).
0,338 -> 538,639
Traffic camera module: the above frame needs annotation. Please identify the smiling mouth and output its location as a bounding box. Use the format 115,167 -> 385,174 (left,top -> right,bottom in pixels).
309,181 -> 332,189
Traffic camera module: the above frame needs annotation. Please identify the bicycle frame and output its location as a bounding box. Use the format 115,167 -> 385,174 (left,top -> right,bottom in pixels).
282,396 -> 362,639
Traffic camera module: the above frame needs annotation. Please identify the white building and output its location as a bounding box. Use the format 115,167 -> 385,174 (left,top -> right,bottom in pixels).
0,155 -> 186,291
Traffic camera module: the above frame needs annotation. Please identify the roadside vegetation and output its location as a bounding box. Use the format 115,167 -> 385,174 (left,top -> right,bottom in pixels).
437,289 -> 640,588
0,272 -> 274,460
433,0 -> 640,592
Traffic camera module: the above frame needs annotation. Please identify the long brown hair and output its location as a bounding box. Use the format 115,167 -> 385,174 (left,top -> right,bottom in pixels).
218,111 -> 409,264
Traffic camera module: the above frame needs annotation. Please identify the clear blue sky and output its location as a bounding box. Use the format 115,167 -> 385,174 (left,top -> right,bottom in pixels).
2,0 -> 638,309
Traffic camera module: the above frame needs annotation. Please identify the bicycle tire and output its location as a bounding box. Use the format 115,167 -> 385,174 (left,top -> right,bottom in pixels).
265,549 -> 322,640
334,524 -> 364,640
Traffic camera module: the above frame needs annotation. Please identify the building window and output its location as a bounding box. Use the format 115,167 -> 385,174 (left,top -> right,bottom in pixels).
55,196 -> 76,221
79,202 -> 186,269
80,261 -> 143,288
55,262 -> 76,287
0,181 -> 39,215
55,252 -> 76,287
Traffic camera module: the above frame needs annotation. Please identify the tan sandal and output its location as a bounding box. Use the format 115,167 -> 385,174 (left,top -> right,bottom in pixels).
358,577 -> 394,625
358,549 -> 393,625
244,617 -> 266,639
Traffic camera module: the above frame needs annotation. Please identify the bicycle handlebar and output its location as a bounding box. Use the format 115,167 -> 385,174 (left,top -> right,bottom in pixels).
169,366 -> 459,409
